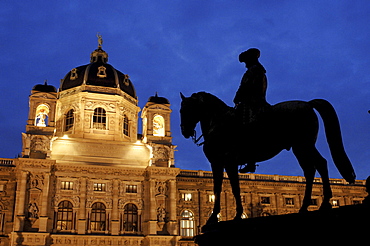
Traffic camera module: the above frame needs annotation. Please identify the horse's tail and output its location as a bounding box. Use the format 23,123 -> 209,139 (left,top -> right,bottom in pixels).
309,99 -> 356,183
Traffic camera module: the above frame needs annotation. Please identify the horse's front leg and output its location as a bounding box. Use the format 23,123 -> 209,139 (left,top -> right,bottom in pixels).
207,162 -> 224,225
225,164 -> 243,220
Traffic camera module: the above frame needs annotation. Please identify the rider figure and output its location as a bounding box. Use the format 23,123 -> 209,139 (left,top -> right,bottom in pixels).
234,48 -> 270,173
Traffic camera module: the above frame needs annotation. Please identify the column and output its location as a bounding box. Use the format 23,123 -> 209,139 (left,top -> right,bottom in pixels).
111,179 -> 120,235
77,177 -> 87,234
167,179 -> 177,235
39,172 -> 51,232
14,170 -> 28,231
148,179 -> 157,234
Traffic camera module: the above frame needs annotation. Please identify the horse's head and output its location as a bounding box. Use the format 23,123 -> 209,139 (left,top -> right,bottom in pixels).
180,92 -> 201,139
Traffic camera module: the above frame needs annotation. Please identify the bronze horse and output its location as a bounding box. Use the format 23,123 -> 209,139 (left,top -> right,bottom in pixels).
180,92 -> 355,224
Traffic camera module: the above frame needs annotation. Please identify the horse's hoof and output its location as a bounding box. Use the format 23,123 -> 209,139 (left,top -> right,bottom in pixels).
319,202 -> 332,211
233,216 -> 243,221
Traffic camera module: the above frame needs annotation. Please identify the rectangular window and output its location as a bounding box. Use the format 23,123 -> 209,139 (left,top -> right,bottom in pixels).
182,193 -> 192,201
285,198 -> 294,206
61,181 -> 73,190
332,200 -> 340,207
310,199 -> 318,206
260,197 -> 270,204
126,185 -> 138,193
0,185 -> 4,192
180,220 -> 194,237
208,194 -> 215,203
353,200 -> 361,205
94,183 -> 106,191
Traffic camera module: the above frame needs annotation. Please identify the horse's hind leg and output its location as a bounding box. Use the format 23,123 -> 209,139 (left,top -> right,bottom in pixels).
293,145 -> 333,212
225,164 -> 243,220
293,146 -> 317,213
314,150 -> 333,210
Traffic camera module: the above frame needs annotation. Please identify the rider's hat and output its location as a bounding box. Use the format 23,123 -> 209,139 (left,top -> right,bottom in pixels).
239,48 -> 260,62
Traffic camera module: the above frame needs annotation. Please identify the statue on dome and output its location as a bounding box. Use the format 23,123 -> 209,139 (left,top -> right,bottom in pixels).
97,32 -> 103,48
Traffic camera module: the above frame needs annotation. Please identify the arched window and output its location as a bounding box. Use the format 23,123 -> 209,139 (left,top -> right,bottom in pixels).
35,104 -> 50,127
180,209 -> 195,237
56,201 -> 73,231
93,108 -> 106,130
64,109 -> 74,131
153,115 -> 165,136
123,115 -> 129,136
90,202 -> 106,231
124,203 -> 138,232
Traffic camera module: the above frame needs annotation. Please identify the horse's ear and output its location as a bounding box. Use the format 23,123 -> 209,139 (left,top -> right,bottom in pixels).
180,92 -> 186,100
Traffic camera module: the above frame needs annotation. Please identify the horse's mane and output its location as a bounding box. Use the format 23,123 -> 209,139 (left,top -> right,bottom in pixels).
192,91 -> 232,113
193,91 -> 232,112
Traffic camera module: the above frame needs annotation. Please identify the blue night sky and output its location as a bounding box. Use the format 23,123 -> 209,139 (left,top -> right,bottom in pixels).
1,1 -> 369,179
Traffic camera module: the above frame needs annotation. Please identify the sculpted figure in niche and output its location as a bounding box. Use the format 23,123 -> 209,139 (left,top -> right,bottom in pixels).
153,115 -> 165,136
35,104 -> 50,127
28,203 -> 39,219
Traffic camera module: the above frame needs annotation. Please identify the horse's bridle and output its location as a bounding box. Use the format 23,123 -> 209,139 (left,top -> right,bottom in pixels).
191,130 -> 204,146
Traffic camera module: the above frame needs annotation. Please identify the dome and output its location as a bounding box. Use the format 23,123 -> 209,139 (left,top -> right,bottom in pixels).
32,82 -> 57,93
60,42 -> 136,98
148,93 -> 170,104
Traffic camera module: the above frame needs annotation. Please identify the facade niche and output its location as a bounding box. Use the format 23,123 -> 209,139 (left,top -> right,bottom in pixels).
153,115 -> 165,137
35,104 -> 50,127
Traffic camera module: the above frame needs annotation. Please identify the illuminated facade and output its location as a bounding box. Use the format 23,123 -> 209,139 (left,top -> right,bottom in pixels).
0,40 -> 367,246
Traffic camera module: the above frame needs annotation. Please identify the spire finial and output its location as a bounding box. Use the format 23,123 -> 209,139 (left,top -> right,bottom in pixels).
97,32 -> 103,49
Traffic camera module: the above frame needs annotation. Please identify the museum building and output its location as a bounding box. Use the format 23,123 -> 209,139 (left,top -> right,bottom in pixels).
0,40 -> 366,246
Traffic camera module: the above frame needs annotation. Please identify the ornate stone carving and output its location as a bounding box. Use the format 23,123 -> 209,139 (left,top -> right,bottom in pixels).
30,136 -> 50,153
155,181 -> 167,196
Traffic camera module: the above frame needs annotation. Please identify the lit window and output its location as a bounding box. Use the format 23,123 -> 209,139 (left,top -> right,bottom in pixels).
0,185 -> 4,192
93,108 -> 106,130
332,200 -> 340,207
209,194 -> 215,203
61,181 -> 73,190
180,210 -> 195,237
285,198 -> 294,206
56,201 -> 73,231
123,115 -> 129,136
35,104 -> 50,127
261,197 -> 270,204
126,185 -> 137,193
90,202 -> 106,231
64,109 -> 74,131
153,115 -> 165,136
124,203 -> 138,232
93,183 -> 106,191
182,193 -> 192,202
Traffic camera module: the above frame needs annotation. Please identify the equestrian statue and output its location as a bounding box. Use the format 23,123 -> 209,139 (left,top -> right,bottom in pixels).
180,48 -> 355,225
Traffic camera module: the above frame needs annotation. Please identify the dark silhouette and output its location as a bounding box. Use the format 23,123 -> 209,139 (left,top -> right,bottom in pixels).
234,48 -> 271,173
363,176 -> 370,206
180,91 -> 355,225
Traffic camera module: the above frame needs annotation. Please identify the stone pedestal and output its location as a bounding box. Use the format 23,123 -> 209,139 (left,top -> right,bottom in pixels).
196,204 -> 370,245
